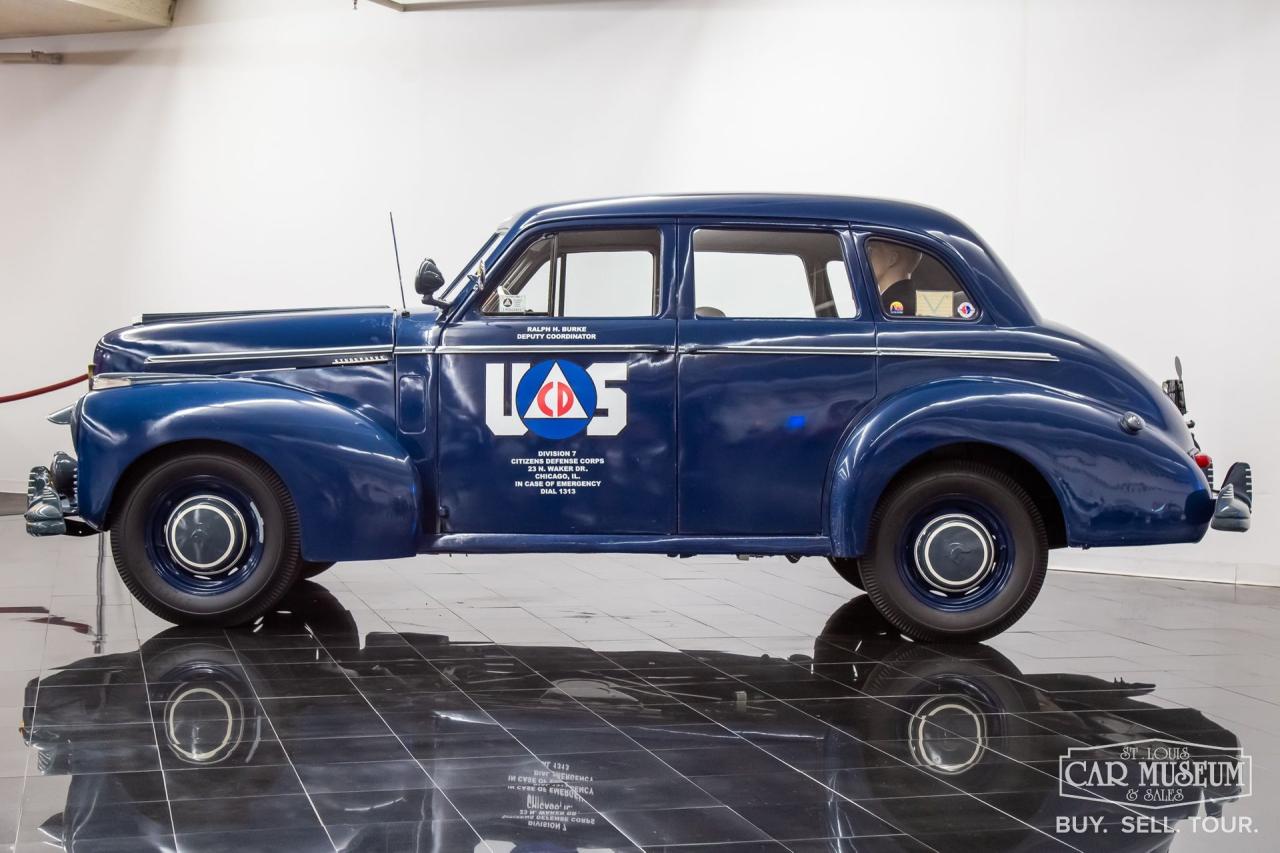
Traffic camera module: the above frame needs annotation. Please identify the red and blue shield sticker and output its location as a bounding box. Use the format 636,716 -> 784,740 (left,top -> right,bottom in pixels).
515,360 -> 598,439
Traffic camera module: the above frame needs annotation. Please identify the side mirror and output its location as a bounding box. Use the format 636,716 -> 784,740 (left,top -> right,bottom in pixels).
414,258 -> 447,307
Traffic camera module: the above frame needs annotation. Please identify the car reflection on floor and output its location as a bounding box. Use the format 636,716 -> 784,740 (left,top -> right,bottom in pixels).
19,584 -> 1244,852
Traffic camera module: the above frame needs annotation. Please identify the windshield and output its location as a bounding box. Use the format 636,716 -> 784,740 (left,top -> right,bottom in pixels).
439,229 -> 507,305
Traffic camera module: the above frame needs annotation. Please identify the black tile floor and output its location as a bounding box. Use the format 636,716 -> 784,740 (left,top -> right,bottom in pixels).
1,516 -> 1276,851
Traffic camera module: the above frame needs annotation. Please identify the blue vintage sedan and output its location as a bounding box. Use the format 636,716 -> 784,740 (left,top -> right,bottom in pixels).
25,194 -> 1253,640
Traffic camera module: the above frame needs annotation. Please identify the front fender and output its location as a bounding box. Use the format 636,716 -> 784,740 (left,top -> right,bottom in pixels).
828,378 -> 1212,556
75,378 -> 420,561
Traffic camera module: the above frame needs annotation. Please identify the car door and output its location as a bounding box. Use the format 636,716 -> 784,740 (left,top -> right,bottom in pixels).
858,229 -> 1015,402
437,222 -> 678,535
675,222 -> 877,535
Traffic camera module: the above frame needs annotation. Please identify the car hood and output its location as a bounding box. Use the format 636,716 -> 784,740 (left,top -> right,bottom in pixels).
94,306 -> 396,374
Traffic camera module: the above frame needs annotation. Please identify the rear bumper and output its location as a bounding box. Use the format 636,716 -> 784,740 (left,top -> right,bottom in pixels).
25,452 -> 96,537
1211,462 -> 1253,532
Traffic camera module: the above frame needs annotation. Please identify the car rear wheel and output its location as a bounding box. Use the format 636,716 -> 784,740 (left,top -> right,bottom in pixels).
110,451 -> 301,626
827,557 -> 864,590
857,462 -> 1047,642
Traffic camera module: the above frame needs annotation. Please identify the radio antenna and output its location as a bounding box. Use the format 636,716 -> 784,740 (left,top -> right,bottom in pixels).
389,211 -> 408,316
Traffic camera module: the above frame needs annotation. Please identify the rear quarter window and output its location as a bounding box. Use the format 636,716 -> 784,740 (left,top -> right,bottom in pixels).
867,238 -> 978,321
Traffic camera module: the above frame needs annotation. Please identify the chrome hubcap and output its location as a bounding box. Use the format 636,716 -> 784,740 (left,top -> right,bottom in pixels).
912,513 -> 996,591
165,495 -> 248,576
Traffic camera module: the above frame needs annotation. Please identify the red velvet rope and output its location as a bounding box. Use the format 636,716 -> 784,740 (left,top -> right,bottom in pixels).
0,373 -> 88,404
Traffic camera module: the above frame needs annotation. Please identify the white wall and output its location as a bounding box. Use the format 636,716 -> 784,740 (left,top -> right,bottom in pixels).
2,0 -> 1276,583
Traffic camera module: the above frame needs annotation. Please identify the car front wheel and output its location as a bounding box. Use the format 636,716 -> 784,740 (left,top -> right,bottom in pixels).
857,462 -> 1048,642
110,451 -> 301,626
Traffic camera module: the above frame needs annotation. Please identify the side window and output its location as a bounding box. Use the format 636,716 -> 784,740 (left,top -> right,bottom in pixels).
483,228 -> 659,317
692,229 -> 856,319
866,238 -> 977,320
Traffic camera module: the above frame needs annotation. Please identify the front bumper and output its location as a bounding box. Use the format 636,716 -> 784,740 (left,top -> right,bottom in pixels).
25,452 -> 96,537
1210,462 -> 1253,532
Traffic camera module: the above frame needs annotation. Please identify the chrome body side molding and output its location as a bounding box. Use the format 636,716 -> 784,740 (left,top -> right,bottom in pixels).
145,343 -> 1058,364
878,347 -> 1059,362
681,344 -> 877,356
146,345 -> 393,365
680,344 -> 1058,362
435,344 -> 671,355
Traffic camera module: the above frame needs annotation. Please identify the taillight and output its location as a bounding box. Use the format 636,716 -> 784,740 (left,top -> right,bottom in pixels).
1194,453 -> 1214,489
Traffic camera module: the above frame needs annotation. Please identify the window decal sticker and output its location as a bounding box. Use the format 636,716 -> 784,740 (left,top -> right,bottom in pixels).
917,291 -> 953,318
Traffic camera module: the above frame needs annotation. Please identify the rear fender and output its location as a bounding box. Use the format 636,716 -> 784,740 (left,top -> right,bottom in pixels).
828,378 -> 1212,556
75,378 -> 420,561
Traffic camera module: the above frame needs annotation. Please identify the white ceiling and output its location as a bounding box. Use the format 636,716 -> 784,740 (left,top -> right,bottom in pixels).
0,0 -> 173,39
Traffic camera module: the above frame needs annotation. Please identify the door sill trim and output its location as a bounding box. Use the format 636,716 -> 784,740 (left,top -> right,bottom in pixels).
424,533 -> 829,556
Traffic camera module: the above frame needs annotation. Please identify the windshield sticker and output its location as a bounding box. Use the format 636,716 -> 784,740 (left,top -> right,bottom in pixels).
497,288 -> 526,313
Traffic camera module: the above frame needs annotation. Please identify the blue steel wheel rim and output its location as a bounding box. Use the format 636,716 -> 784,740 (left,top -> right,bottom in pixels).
144,476 -> 265,596
895,498 -> 1015,613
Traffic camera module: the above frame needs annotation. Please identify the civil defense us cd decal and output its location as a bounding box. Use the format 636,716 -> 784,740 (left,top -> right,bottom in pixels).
514,359 -> 599,439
